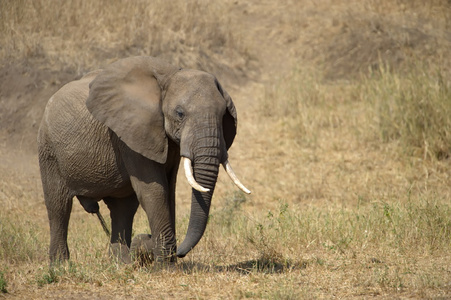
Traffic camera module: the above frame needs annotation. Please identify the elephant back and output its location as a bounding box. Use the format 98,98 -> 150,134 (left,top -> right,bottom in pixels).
39,70 -> 103,146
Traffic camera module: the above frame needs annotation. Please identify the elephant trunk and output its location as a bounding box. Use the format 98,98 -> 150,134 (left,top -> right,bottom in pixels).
177,122 -> 221,258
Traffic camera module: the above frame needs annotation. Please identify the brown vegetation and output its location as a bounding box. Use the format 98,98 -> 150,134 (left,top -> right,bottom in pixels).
1,0 -> 450,298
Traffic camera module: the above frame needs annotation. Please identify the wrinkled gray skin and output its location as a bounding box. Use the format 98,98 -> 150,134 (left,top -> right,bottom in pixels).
38,56 -> 238,264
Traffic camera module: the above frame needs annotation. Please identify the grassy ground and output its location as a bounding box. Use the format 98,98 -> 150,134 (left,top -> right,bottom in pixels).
1,0 -> 451,298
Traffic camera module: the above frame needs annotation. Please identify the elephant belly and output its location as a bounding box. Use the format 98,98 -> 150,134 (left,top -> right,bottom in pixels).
61,150 -> 133,199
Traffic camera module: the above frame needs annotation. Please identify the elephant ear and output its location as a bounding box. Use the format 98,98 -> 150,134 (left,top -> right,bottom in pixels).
216,80 -> 237,149
86,57 -> 174,164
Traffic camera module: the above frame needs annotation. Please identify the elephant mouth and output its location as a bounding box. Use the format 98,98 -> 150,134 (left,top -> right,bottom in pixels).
181,157 -> 251,194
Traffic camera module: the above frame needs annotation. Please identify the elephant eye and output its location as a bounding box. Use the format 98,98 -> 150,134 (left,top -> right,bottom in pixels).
175,107 -> 185,120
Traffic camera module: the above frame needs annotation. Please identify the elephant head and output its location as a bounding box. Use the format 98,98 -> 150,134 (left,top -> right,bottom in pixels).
85,56 -> 250,259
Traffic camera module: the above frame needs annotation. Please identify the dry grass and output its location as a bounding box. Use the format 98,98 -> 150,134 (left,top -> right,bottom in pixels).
0,0 -> 250,78
1,0 -> 451,299
360,63 -> 451,160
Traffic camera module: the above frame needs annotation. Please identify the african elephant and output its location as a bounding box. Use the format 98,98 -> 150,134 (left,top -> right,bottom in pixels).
37,56 -> 250,264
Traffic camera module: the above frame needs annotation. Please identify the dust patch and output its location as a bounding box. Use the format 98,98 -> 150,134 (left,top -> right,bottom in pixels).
0,61 -> 76,152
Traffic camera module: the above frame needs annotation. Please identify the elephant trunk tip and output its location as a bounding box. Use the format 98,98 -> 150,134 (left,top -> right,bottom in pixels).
176,248 -> 189,258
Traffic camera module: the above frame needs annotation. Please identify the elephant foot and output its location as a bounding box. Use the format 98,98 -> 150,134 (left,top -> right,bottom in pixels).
109,243 -> 132,264
130,234 -> 154,266
130,234 -> 178,266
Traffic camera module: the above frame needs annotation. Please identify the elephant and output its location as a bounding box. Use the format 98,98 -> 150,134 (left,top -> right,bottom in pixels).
37,56 -> 250,264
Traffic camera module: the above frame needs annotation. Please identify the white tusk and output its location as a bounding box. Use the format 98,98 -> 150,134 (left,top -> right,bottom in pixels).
222,160 -> 251,194
182,157 -> 210,193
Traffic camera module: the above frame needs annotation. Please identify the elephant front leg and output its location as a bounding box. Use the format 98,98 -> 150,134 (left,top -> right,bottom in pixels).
104,195 -> 139,264
130,177 -> 177,263
119,144 -> 177,263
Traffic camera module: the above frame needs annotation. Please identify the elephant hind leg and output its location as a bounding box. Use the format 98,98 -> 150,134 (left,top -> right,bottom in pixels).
103,194 -> 139,263
40,160 -> 73,263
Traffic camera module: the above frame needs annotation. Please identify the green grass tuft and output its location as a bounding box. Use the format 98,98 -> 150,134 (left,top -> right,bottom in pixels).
0,270 -> 7,293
